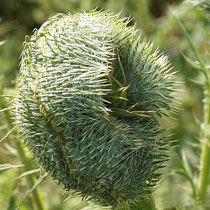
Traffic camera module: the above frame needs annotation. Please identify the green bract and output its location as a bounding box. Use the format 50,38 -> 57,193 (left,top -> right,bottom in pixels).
16,11 -> 176,208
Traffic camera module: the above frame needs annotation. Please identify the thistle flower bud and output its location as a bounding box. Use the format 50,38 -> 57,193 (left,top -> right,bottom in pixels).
15,11 -> 176,208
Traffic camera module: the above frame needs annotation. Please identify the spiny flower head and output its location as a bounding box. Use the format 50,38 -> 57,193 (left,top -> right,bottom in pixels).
15,10 -> 177,208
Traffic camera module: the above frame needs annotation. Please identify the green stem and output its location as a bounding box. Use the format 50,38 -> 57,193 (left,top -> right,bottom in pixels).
0,89 -> 46,210
199,141 -> 210,203
174,14 -> 210,205
199,84 -> 210,203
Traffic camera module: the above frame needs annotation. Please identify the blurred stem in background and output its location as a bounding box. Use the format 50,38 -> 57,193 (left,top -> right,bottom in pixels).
174,12 -> 210,206
199,77 -> 210,203
0,87 -> 46,210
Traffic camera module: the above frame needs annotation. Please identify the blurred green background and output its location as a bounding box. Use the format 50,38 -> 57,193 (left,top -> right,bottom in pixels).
0,0 -> 209,209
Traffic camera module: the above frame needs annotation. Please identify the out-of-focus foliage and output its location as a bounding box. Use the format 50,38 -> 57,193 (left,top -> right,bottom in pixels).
0,0 -> 209,209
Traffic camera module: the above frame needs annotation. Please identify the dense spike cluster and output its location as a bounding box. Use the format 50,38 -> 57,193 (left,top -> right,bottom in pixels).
15,11 -> 176,207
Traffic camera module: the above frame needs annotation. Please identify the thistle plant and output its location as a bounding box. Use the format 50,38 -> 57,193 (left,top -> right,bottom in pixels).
173,2 -> 210,207
15,11 -> 177,208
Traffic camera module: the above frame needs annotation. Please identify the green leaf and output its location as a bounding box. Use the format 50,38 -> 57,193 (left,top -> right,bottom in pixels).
175,150 -> 198,198
173,15 -> 205,69
16,173 -> 48,210
0,164 -> 24,172
183,54 -> 205,73
16,168 -> 41,180
173,14 -> 209,90
0,107 -> 13,113
0,126 -> 16,143
181,150 -> 193,178
189,78 -> 205,86
7,192 -> 17,210
175,170 -> 190,181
